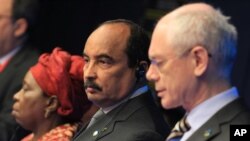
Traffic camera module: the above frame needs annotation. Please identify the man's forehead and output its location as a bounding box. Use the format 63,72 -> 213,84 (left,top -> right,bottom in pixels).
149,30 -> 176,61
94,23 -> 130,38
0,0 -> 12,15
84,25 -> 129,57
83,42 -> 126,60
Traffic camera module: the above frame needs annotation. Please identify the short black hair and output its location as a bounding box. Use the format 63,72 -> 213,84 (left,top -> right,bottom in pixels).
12,0 -> 40,33
101,19 -> 150,68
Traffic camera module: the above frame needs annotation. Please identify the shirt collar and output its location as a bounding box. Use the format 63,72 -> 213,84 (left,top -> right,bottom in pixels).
181,87 -> 239,141
0,46 -> 22,64
102,85 -> 149,114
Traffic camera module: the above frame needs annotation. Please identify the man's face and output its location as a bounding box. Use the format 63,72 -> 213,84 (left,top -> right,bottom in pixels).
83,23 -> 137,108
146,23 -> 195,110
0,0 -> 15,57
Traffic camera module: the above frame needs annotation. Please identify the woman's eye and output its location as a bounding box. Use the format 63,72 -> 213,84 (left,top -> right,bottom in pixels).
22,86 -> 28,91
83,57 -> 89,63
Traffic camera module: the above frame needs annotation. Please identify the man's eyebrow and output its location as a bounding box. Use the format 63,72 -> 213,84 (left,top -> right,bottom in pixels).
83,53 -> 114,61
96,54 -> 113,60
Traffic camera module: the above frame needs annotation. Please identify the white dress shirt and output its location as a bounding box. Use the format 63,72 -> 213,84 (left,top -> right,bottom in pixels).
0,46 -> 21,64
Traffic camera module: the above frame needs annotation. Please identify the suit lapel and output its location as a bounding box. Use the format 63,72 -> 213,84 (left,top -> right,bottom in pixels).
77,92 -> 149,141
97,94 -> 147,140
186,119 -> 221,141
0,46 -> 36,98
187,99 -> 244,141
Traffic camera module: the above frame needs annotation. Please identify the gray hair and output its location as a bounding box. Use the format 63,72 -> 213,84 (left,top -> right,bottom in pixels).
168,8 -> 237,80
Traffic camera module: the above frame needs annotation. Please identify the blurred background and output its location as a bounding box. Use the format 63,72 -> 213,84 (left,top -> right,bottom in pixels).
31,0 -> 250,108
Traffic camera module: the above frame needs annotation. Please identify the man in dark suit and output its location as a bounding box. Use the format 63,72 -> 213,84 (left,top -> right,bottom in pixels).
0,0 -> 40,140
146,2 -> 250,141
73,19 -> 170,141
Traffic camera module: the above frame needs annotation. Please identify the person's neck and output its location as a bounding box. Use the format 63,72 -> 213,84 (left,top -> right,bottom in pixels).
32,115 -> 64,140
81,105 -> 99,124
101,79 -> 148,113
0,47 -> 15,58
184,79 -> 231,112
1,37 -> 24,56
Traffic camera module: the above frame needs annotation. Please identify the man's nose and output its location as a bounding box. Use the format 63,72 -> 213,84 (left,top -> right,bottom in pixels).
146,64 -> 159,82
84,61 -> 97,79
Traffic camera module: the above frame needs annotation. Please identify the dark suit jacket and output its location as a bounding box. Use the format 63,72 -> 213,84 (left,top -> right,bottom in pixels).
187,98 -> 250,141
0,45 -> 40,141
73,91 -> 170,141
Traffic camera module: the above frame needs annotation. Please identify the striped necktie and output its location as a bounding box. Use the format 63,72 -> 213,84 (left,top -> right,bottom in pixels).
166,115 -> 191,141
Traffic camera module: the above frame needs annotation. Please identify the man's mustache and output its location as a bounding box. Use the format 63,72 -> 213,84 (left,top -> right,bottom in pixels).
84,80 -> 102,91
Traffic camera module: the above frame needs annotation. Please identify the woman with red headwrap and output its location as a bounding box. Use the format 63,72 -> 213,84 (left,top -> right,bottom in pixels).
12,47 -> 92,141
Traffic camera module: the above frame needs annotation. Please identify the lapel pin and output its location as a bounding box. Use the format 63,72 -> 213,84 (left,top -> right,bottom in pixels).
93,130 -> 99,137
101,127 -> 108,132
203,129 -> 212,138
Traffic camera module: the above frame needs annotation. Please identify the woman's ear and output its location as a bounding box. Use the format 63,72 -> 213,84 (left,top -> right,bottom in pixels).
44,96 -> 59,118
13,18 -> 28,38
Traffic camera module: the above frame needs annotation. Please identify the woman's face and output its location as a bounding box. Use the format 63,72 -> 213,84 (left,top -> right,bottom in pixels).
12,71 -> 49,130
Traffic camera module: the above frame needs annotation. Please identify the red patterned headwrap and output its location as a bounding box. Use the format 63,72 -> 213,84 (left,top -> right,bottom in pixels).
30,47 -> 91,122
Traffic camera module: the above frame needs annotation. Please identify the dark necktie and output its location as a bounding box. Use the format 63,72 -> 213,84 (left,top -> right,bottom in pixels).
86,109 -> 105,129
166,115 -> 191,141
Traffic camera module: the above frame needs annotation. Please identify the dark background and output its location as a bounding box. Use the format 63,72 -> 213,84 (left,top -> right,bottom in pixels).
31,0 -> 250,108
